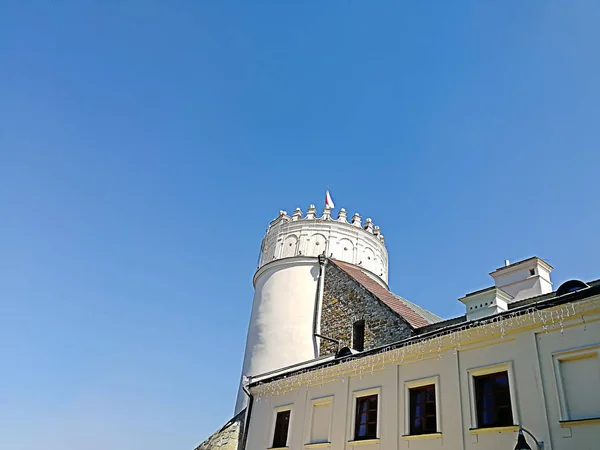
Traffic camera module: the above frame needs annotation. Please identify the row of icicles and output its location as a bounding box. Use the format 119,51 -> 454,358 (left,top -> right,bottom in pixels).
252,302 -> 586,399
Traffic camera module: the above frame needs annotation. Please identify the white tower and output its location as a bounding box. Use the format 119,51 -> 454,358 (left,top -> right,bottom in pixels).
235,204 -> 388,412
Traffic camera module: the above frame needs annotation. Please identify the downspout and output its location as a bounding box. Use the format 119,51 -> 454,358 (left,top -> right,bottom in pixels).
240,381 -> 253,450
313,255 -> 340,355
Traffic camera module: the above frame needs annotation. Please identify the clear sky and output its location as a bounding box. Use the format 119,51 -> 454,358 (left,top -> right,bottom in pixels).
1,1 -> 599,449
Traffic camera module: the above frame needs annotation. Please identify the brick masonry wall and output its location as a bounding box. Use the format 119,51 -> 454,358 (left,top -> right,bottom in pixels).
319,262 -> 413,355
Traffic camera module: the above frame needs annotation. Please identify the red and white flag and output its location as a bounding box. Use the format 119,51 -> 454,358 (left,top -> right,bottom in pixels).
325,190 -> 335,209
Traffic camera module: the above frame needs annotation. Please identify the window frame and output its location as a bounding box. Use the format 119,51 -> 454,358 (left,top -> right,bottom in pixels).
354,395 -> 378,440
271,404 -> 293,449
467,362 -> 519,430
552,344 -> 600,422
349,387 -> 381,442
403,375 -> 441,437
305,395 -> 334,446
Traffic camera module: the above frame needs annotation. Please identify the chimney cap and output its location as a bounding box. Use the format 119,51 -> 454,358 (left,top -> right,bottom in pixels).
490,256 -> 554,275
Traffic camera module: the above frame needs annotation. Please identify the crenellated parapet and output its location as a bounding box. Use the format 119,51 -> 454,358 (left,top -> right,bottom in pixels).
259,205 -> 389,285
265,206 -> 386,241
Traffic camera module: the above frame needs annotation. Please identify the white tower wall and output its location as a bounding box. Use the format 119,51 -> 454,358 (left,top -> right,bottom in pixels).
234,257 -> 319,412
235,205 -> 388,413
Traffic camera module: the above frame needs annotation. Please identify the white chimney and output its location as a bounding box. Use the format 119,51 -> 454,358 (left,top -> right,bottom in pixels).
489,257 -> 553,301
459,256 -> 554,320
458,287 -> 512,321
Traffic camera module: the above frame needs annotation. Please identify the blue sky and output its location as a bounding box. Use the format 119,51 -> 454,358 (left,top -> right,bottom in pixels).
1,1 -> 599,449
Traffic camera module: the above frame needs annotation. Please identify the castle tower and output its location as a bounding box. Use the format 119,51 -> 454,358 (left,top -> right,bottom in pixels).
235,205 -> 388,412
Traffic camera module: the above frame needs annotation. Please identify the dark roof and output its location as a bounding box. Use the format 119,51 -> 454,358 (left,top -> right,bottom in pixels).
417,278 -> 600,335
508,278 -> 600,309
250,279 -> 600,388
416,315 -> 467,335
331,260 -> 442,328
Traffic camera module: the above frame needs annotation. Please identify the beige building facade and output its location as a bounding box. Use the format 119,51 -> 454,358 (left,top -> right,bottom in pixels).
245,287 -> 600,450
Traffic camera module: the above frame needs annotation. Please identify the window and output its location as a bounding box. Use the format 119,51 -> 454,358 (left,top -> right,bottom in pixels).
354,395 -> 378,440
468,363 -> 518,430
553,346 -> 600,421
409,384 -> 437,435
473,371 -> 513,428
350,387 -> 381,443
272,410 -> 290,448
529,269 -> 535,276
353,320 -> 365,352
403,376 -> 440,438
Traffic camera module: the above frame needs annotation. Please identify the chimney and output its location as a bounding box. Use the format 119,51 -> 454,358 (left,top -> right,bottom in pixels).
459,256 -> 554,320
489,257 -> 553,301
458,287 -> 512,321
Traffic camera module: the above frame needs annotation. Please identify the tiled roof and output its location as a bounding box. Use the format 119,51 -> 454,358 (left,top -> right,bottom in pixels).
391,292 -> 444,325
331,260 -> 442,328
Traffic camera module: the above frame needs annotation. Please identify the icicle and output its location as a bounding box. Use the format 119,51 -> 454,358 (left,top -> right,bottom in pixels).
559,308 -> 565,336
541,311 -> 548,333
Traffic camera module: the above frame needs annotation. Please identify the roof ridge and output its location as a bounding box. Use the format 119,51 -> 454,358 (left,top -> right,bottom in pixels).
390,292 -> 443,323
330,260 -> 436,328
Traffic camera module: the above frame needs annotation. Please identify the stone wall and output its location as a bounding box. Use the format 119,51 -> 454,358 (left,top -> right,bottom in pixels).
195,410 -> 245,450
319,262 -> 413,355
